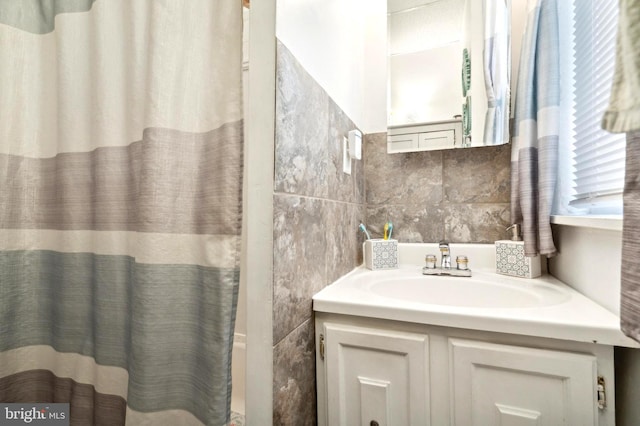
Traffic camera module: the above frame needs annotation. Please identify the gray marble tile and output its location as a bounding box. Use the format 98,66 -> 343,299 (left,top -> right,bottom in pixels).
367,204 -> 445,243
444,203 -> 511,243
327,98 -> 365,204
273,195 -> 327,344
365,132 -> 443,206
326,201 -> 367,284
443,144 -> 511,203
275,40 -> 329,198
273,319 -> 317,426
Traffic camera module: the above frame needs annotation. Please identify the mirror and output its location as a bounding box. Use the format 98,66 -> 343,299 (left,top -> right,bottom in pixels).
387,0 -> 511,152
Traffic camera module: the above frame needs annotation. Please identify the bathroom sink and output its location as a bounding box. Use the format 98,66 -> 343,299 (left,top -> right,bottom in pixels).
313,243 -> 640,348
357,273 -> 570,309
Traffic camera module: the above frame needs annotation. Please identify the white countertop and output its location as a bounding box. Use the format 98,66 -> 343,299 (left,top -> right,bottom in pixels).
313,244 -> 640,348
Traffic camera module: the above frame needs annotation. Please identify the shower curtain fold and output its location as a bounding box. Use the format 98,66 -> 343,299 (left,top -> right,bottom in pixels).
482,0 -> 510,146
0,1 -> 243,425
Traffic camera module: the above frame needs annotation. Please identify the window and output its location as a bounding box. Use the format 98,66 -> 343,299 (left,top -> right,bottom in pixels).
555,0 -> 626,216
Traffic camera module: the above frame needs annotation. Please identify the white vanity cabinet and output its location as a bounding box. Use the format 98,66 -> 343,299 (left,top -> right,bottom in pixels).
449,339 -> 598,426
320,323 -> 430,426
315,314 -> 615,426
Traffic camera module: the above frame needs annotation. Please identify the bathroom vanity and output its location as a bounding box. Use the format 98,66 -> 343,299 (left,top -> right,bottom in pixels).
313,244 -> 640,426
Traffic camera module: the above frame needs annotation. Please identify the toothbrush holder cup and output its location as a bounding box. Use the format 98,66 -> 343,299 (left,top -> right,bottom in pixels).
364,239 -> 399,270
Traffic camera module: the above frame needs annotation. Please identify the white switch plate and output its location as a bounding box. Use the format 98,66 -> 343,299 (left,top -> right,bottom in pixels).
343,136 -> 351,174
348,129 -> 362,159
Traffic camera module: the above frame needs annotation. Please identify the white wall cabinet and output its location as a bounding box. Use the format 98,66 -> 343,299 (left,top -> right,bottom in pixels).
316,314 -> 615,426
387,120 -> 463,153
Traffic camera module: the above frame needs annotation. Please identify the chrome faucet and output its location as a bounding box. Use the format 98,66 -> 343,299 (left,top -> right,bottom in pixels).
423,241 -> 472,277
439,240 -> 451,269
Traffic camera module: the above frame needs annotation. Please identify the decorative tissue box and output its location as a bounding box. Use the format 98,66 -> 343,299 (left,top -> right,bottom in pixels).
364,239 -> 398,270
495,240 -> 541,278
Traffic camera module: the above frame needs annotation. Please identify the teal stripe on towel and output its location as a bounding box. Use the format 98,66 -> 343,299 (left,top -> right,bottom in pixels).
0,250 -> 238,425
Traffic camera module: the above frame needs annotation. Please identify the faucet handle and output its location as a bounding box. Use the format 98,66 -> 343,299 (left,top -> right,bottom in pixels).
456,255 -> 469,270
425,254 -> 437,269
439,240 -> 450,253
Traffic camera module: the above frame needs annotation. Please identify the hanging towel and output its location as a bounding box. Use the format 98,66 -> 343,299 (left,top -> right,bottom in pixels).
621,131 -> 640,342
601,1 -> 640,343
602,0 -> 640,133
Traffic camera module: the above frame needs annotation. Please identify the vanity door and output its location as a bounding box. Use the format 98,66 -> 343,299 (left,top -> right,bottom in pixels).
322,323 -> 430,426
449,338 -> 599,426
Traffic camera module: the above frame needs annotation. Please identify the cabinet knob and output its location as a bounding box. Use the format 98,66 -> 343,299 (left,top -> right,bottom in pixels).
370,421 -> 379,426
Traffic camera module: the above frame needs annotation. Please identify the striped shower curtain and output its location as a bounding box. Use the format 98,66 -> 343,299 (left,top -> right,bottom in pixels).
0,1 -> 243,425
511,0 -> 560,257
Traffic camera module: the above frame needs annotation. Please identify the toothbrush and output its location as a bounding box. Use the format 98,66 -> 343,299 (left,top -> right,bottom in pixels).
383,222 -> 394,240
359,223 -> 371,240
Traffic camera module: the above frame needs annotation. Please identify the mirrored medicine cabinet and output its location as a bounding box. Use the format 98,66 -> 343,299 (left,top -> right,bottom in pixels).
387,0 -> 511,153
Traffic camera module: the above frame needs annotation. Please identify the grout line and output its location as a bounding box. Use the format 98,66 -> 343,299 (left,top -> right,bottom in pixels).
273,317 -> 314,348
273,191 -> 366,207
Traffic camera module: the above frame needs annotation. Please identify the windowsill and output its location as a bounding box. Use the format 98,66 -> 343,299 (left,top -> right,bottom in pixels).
550,215 -> 623,231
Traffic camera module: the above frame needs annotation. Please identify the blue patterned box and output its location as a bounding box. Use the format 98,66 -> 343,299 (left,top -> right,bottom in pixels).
364,239 -> 398,270
495,240 -> 541,278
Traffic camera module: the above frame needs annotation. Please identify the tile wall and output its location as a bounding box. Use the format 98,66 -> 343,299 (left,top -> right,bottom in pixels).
365,133 -> 511,243
272,41 -> 366,425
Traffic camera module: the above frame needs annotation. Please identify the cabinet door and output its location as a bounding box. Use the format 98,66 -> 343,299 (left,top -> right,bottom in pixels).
449,339 -> 598,426
418,130 -> 455,150
323,323 -> 430,426
388,133 -> 419,151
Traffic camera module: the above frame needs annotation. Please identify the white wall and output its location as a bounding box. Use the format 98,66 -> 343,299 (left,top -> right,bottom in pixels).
549,225 -> 622,315
549,224 -> 640,426
275,0 -> 387,134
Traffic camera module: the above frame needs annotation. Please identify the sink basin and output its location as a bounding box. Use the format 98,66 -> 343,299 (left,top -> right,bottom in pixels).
360,274 -> 570,309
313,243 -> 640,347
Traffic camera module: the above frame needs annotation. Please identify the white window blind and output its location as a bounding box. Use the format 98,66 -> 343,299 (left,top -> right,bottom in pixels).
570,0 -> 626,212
